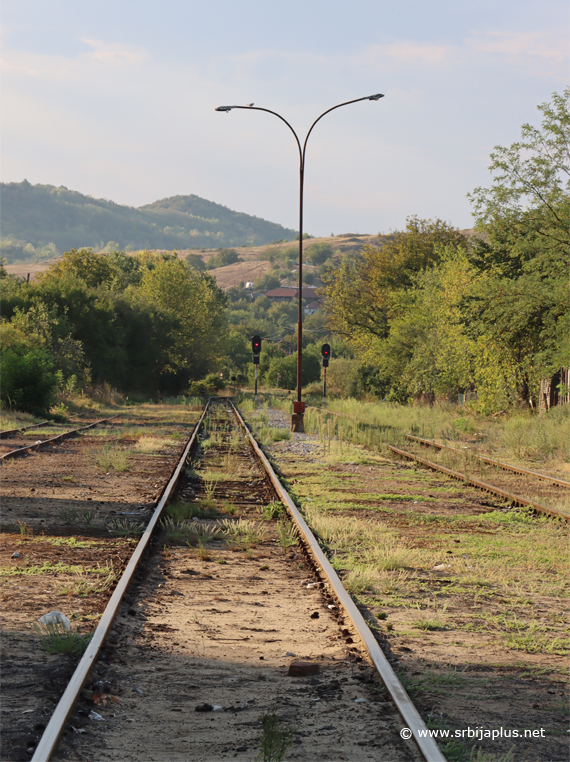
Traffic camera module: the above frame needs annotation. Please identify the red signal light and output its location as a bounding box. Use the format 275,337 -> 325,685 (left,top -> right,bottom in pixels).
252,335 -> 262,355
321,343 -> 331,359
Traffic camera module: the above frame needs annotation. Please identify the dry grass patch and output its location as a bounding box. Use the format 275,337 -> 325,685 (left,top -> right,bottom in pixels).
133,436 -> 175,454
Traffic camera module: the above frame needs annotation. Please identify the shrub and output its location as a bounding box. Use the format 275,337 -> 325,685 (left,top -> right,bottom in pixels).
1,344 -> 59,414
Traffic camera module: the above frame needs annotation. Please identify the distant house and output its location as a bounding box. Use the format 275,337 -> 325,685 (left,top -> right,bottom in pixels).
304,300 -> 321,315
265,286 -> 322,303
265,287 -> 298,302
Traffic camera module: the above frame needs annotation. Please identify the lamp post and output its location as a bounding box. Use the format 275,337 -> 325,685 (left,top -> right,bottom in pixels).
215,94 -> 384,431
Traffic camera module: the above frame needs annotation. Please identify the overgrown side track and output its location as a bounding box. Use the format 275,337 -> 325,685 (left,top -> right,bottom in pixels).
387,444 -> 570,522
306,405 -> 570,522
0,416 -> 120,461
405,434 -> 570,487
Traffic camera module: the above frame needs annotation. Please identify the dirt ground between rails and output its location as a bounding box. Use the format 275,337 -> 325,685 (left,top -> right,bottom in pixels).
55,540 -> 422,762
253,407 -> 570,762
0,405 -> 200,762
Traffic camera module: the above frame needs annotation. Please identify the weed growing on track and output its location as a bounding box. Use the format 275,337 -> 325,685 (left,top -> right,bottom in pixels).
256,712 -> 295,762
469,747 -> 515,762
260,502 -> 285,520
32,620 -> 93,655
161,517 -> 219,546
166,501 -> 215,521
57,570 -> 117,598
44,536 -> 99,548
2,561 -> 114,577
275,520 -> 298,548
219,519 -> 268,545
408,599 -> 449,631
96,444 -> 130,472
107,518 -> 145,536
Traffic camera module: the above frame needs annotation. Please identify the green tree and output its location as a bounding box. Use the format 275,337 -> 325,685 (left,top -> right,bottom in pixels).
207,248 -> 241,269
465,89 -> 570,405
185,253 -> 206,272
322,217 -> 468,358
139,259 -> 228,387
0,323 -> 59,413
306,242 -> 334,265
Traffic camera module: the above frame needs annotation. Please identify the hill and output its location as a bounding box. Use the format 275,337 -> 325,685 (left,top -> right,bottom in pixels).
4,233 -> 381,286
0,180 -> 297,263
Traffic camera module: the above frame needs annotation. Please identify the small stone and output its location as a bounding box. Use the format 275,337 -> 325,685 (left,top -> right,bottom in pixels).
310,612 -> 320,619
284,651 -> 296,657
128,608 -> 137,616
195,703 -> 213,712
354,698 -> 367,704
11,552 -> 20,558
288,660 -> 320,677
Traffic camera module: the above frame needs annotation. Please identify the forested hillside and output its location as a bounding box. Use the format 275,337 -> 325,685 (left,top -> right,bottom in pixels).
0,181 -> 296,263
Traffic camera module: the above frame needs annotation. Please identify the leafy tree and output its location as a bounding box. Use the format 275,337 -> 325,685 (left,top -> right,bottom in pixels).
322,217 -> 468,357
185,253 -> 206,272
207,248 -> 241,269
1,323 -> 59,413
306,242 -> 335,265
37,248 -> 116,288
465,89 -> 570,405
468,88 -> 569,258
138,259 -> 228,387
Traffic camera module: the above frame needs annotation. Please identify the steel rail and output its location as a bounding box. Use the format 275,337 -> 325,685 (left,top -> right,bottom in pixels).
31,402 -> 210,762
388,444 -> 570,522
231,401 -> 446,762
405,434 -> 570,488
0,420 -> 51,439
0,416 -> 120,461
305,405 -> 569,519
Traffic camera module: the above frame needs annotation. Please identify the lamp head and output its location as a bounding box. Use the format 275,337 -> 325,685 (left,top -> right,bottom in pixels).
215,106 -> 233,112
368,93 -> 384,101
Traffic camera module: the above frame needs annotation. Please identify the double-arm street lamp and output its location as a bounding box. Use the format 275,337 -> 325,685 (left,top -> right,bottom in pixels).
216,93 -> 384,431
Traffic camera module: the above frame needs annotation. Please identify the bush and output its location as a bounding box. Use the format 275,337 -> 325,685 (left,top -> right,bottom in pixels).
207,249 -> 240,269
306,242 -> 335,265
1,345 -> 59,414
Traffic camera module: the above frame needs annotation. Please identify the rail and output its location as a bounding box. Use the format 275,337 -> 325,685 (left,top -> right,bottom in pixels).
231,401 -> 446,762
388,444 -> 570,522
31,403 -> 210,762
0,420 -> 51,439
405,434 -> 570,488
0,416 -> 120,461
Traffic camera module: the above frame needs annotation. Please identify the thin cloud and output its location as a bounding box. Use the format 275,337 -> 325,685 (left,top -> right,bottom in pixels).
468,29 -> 568,63
82,39 -> 149,65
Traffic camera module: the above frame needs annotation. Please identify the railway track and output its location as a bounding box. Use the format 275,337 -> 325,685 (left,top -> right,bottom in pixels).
17,399 -> 444,762
306,406 -> 570,522
0,416 -> 120,461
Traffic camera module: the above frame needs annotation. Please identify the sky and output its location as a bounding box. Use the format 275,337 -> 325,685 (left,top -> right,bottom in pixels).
1,0 -> 568,237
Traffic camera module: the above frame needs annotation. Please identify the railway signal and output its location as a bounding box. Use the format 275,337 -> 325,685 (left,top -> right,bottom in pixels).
252,335 -> 262,399
321,344 -> 331,400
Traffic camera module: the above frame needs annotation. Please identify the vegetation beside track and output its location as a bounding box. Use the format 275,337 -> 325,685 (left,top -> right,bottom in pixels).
243,401 -> 570,761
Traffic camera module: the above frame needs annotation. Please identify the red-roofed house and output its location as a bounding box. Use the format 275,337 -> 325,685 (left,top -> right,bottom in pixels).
265,287 -> 298,302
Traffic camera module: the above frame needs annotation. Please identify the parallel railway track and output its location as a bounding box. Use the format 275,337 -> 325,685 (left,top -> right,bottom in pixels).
306,405 -> 570,522
26,400 -> 444,762
0,416 -> 120,461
